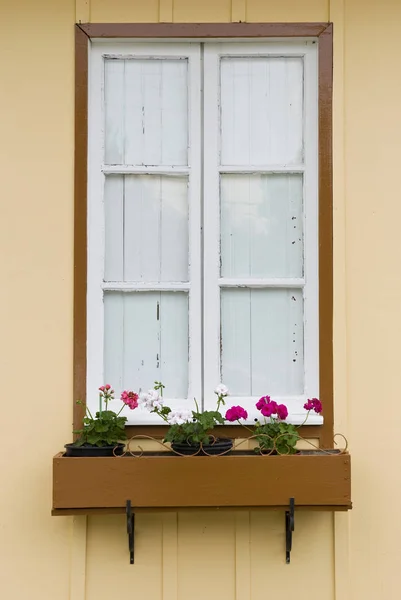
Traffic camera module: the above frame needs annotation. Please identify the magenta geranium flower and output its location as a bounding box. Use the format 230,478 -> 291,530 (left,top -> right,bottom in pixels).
121,390 -> 139,410
303,398 -> 323,414
256,395 -> 271,410
225,406 -> 248,422
312,399 -> 322,413
260,400 -> 278,417
276,404 -> 288,420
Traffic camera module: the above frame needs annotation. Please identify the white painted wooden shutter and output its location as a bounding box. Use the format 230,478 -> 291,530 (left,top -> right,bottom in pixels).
88,40 -> 320,425
203,42 -> 320,423
88,43 -> 201,423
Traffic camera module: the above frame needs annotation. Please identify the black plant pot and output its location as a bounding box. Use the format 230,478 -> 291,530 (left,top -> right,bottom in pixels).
64,443 -> 125,457
171,438 -> 233,456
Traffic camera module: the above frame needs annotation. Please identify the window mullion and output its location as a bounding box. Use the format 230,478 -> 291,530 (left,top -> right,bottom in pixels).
187,44 -> 203,406
102,282 -> 191,291
218,278 -> 305,288
203,44 -> 221,409
219,165 -> 305,174
102,165 -> 190,175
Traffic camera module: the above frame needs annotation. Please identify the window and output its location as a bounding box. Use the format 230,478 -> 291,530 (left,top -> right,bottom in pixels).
87,39 -> 321,425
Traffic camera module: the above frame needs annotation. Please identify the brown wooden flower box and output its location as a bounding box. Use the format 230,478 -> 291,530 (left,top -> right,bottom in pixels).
52,451 -> 351,514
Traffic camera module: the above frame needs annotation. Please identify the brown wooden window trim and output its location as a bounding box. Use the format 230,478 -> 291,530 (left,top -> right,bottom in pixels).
74,22 -> 333,448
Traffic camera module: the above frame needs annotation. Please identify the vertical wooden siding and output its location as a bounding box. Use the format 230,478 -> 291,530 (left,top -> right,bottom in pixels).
0,1 -> 76,599
3,1 -> 401,600
84,512 -> 335,600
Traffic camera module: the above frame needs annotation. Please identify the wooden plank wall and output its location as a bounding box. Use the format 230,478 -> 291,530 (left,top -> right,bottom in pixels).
75,2 -> 342,600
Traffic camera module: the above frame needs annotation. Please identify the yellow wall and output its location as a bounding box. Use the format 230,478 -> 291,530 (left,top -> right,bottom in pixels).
1,0 -> 400,598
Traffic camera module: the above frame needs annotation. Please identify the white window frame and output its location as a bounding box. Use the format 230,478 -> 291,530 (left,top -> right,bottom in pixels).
87,39 -> 322,425
87,42 -> 202,423
203,41 -> 321,424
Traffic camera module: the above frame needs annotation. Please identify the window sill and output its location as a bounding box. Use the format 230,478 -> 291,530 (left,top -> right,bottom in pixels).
52,450 -> 351,514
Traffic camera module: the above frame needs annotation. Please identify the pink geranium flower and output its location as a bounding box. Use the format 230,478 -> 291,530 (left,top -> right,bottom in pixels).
121,390 -> 139,410
225,406 -> 248,422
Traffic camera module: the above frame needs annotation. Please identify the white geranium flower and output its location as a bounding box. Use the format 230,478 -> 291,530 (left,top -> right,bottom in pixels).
138,391 -> 149,406
139,388 -> 162,411
152,398 -> 164,410
148,389 -> 160,402
167,409 -> 192,426
214,384 -> 229,397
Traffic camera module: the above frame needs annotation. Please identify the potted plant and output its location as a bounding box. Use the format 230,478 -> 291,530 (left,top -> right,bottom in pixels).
139,382 -> 233,455
224,396 -> 323,454
65,385 -> 139,457
138,383 -> 323,456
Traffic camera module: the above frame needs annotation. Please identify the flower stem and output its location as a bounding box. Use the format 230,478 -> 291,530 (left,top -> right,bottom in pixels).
297,410 -> 311,429
154,408 -> 169,423
238,421 -> 254,433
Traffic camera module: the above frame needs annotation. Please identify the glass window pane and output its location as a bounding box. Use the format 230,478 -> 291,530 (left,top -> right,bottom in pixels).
220,57 -> 303,165
104,291 -> 189,398
221,288 -> 304,396
220,174 -> 303,278
105,58 -> 188,166
104,175 -> 189,282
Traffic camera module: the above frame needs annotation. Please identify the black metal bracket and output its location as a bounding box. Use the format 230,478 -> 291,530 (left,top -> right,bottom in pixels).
126,498 -> 294,565
285,497 -> 295,564
126,500 -> 135,564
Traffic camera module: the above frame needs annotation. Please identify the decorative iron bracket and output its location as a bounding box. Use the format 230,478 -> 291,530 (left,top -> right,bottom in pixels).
126,500 -> 135,564
125,497 -> 295,564
285,497 -> 295,564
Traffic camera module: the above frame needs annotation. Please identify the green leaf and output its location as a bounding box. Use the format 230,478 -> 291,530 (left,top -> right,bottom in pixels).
87,434 -> 101,445
72,408 -> 127,446
94,423 -> 108,433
